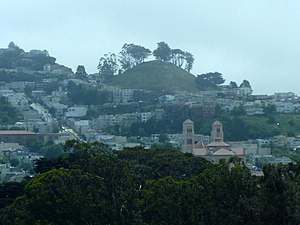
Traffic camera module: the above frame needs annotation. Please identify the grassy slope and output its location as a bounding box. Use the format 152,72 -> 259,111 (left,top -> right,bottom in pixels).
107,60 -> 198,92
242,114 -> 300,137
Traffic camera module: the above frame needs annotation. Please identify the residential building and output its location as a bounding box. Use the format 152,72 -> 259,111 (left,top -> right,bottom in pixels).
65,106 -> 88,118
0,131 -> 43,145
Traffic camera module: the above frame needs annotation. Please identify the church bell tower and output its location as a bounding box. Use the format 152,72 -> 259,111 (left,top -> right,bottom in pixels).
211,120 -> 224,143
182,119 -> 195,153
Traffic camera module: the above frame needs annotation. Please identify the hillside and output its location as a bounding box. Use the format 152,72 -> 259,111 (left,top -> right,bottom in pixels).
0,43 -> 74,81
107,60 -> 198,92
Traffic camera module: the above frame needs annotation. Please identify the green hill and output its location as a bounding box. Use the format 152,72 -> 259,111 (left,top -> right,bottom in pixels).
107,60 -> 198,92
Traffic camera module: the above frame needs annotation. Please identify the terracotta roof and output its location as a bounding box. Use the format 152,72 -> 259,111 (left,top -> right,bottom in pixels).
0,131 -> 35,135
212,148 -> 235,156
193,148 -> 208,156
207,141 -> 230,147
194,141 -> 205,148
231,147 -> 245,156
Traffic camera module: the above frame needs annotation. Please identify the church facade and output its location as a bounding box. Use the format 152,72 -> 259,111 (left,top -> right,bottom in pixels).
182,119 -> 246,164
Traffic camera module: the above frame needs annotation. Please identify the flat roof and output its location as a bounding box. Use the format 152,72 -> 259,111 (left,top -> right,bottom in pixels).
0,130 -> 35,135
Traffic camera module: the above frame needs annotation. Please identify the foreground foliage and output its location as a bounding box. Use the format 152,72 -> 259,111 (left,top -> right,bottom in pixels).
0,141 -> 299,225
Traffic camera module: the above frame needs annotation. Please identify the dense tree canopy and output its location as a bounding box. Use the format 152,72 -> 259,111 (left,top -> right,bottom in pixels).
0,43 -> 25,69
195,72 -> 225,90
153,41 -> 172,62
67,81 -> 110,105
0,96 -> 20,125
75,65 -> 87,79
0,141 -> 299,225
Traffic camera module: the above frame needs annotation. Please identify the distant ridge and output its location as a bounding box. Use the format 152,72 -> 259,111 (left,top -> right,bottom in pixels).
107,60 -> 198,92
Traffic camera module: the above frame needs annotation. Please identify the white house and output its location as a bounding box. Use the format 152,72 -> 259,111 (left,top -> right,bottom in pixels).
65,106 -> 88,118
275,102 -> 294,113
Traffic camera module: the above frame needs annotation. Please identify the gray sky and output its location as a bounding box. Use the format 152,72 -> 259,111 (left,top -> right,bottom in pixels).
1,0 -> 300,94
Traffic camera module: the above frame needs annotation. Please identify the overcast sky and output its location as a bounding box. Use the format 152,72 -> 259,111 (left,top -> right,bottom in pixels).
1,0 -> 300,94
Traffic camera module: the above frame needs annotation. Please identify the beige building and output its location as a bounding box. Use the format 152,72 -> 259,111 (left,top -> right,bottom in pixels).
182,119 -> 195,153
182,119 -> 246,164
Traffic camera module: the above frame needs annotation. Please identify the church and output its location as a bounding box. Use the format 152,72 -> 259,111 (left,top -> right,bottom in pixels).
182,119 -> 245,164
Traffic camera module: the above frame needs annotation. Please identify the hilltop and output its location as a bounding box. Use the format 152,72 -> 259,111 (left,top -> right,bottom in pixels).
106,60 -> 199,92
0,42 -> 74,82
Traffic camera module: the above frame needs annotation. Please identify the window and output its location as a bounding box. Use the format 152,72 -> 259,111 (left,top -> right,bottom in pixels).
187,139 -> 193,145
187,128 -> 193,133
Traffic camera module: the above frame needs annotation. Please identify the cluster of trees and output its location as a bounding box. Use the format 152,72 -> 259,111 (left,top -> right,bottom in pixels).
97,42 -> 194,82
0,42 -> 24,69
0,96 -> 20,125
0,141 -> 299,224
119,43 -> 152,71
153,42 -> 194,72
0,42 -> 56,71
195,72 -> 225,90
67,81 -> 111,105
195,72 -> 252,91
25,139 -> 64,159
229,79 -> 252,89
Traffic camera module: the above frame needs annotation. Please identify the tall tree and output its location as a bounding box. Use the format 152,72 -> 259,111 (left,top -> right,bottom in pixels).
97,53 -> 118,82
184,51 -> 194,72
119,43 -> 151,71
230,81 -> 238,89
239,79 -> 251,88
170,49 -> 194,72
153,41 -> 172,61
170,49 -> 185,67
75,65 -> 87,80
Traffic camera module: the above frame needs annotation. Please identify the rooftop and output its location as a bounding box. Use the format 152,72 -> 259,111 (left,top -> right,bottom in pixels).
207,141 -> 230,147
212,120 -> 222,126
0,130 -> 35,135
183,119 -> 194,124
212,148 -> 235,156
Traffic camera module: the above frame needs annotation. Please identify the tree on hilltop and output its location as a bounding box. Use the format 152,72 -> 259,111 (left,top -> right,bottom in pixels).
97,53 -> 118,82
184,51 -> 194,72
170,49 -> 194,72
119,43 -> 151,71
230,81 -> 238,89
0,42 -> 25,69
239,79 -> 251,88
171,48 -> 185,67
153,41 -> 172,62
75,65 -> 87,80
